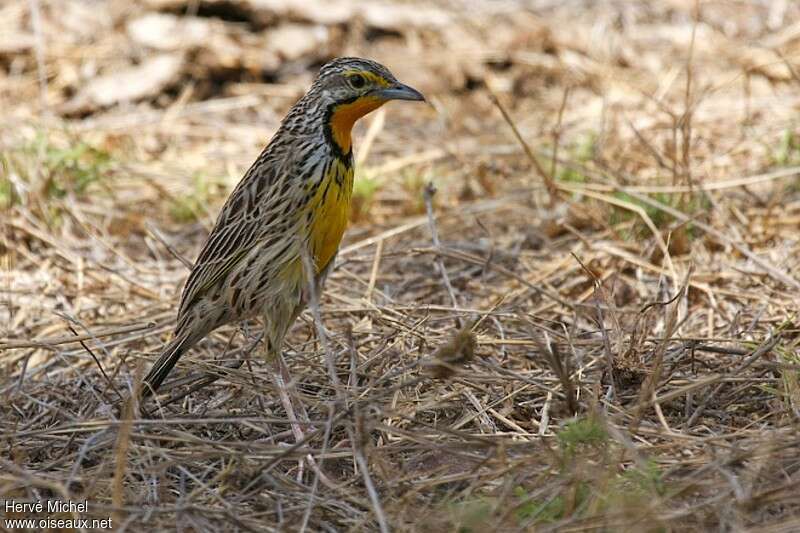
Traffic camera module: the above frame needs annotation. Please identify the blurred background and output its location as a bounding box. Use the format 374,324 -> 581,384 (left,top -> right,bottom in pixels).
4,0 -> 800,530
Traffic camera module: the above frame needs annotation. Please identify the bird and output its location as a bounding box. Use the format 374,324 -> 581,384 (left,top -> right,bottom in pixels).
141,57 -> 425,398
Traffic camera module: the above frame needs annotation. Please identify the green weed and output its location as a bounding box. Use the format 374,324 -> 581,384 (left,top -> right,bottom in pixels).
351,169 -> 382,222
1,134 -> 112,208
554,131 -> 598,184
420,416 -> 665,530
448,498 -> 494,532
609,191 -> 710,240
557,415 -> 608,459
39,138 -> 111,198
514,486 -> 577,524
613,459 -> 665,496
169,173 -> 213,223
0,158 -> 16,209
773,128 -> 800,167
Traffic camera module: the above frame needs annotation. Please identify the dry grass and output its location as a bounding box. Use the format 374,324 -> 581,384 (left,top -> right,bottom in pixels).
4,0 -> 800,531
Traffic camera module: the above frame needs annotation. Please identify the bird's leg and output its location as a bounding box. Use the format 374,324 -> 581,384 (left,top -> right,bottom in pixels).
264,318 -> 335,486
263,322 -> 304,480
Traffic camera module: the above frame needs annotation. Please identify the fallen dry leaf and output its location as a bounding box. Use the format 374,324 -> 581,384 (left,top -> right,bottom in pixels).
62,53 -> 185,114
265,24 -> 330,62
127,13 -> 212,51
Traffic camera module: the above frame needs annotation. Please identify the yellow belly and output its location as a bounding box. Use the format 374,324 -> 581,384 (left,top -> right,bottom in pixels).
309,159 -> 353,273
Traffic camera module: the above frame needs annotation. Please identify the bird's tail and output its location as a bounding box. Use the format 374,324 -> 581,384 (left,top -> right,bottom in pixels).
141,335 -> 192,398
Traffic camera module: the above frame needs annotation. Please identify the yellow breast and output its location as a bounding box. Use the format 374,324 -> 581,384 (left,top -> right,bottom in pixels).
308,158 -> 353,273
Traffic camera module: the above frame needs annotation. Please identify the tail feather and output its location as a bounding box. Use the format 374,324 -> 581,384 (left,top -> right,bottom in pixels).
141,335 -> 192,398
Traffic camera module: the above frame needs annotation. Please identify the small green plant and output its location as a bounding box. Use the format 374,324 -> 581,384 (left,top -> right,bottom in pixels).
769,329 -> 800,411
557,166 -> 588,184
429,422 -> 665,531
449,498 -> 494,532
514,486 -> 570,523
557,416 -> 608,459
773,128 -> 800,167
609,192 -> 670,228
613,459 -> 664,496
0,157 -> 16,209
170,173 -> 213,223
351,169 -> 382,222
608,191 -> 710,240
0,134 -> 112,208
554,131 -> 597,184
573,131 -> 598,162
39,138 -> 111,198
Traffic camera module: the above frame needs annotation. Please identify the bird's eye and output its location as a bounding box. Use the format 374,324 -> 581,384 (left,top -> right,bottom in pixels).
349,74 -> 367,89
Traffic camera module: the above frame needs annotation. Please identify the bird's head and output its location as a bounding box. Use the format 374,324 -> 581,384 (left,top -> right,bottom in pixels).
311,57 -> 425,155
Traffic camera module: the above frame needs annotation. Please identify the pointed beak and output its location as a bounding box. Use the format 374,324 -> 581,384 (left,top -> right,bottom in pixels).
375,82 -> 426,102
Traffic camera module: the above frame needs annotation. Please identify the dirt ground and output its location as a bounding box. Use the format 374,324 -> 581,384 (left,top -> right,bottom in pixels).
3,0 -> 800,531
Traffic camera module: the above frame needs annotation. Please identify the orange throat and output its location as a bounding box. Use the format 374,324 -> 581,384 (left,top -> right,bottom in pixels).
329,96 -> 385,154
